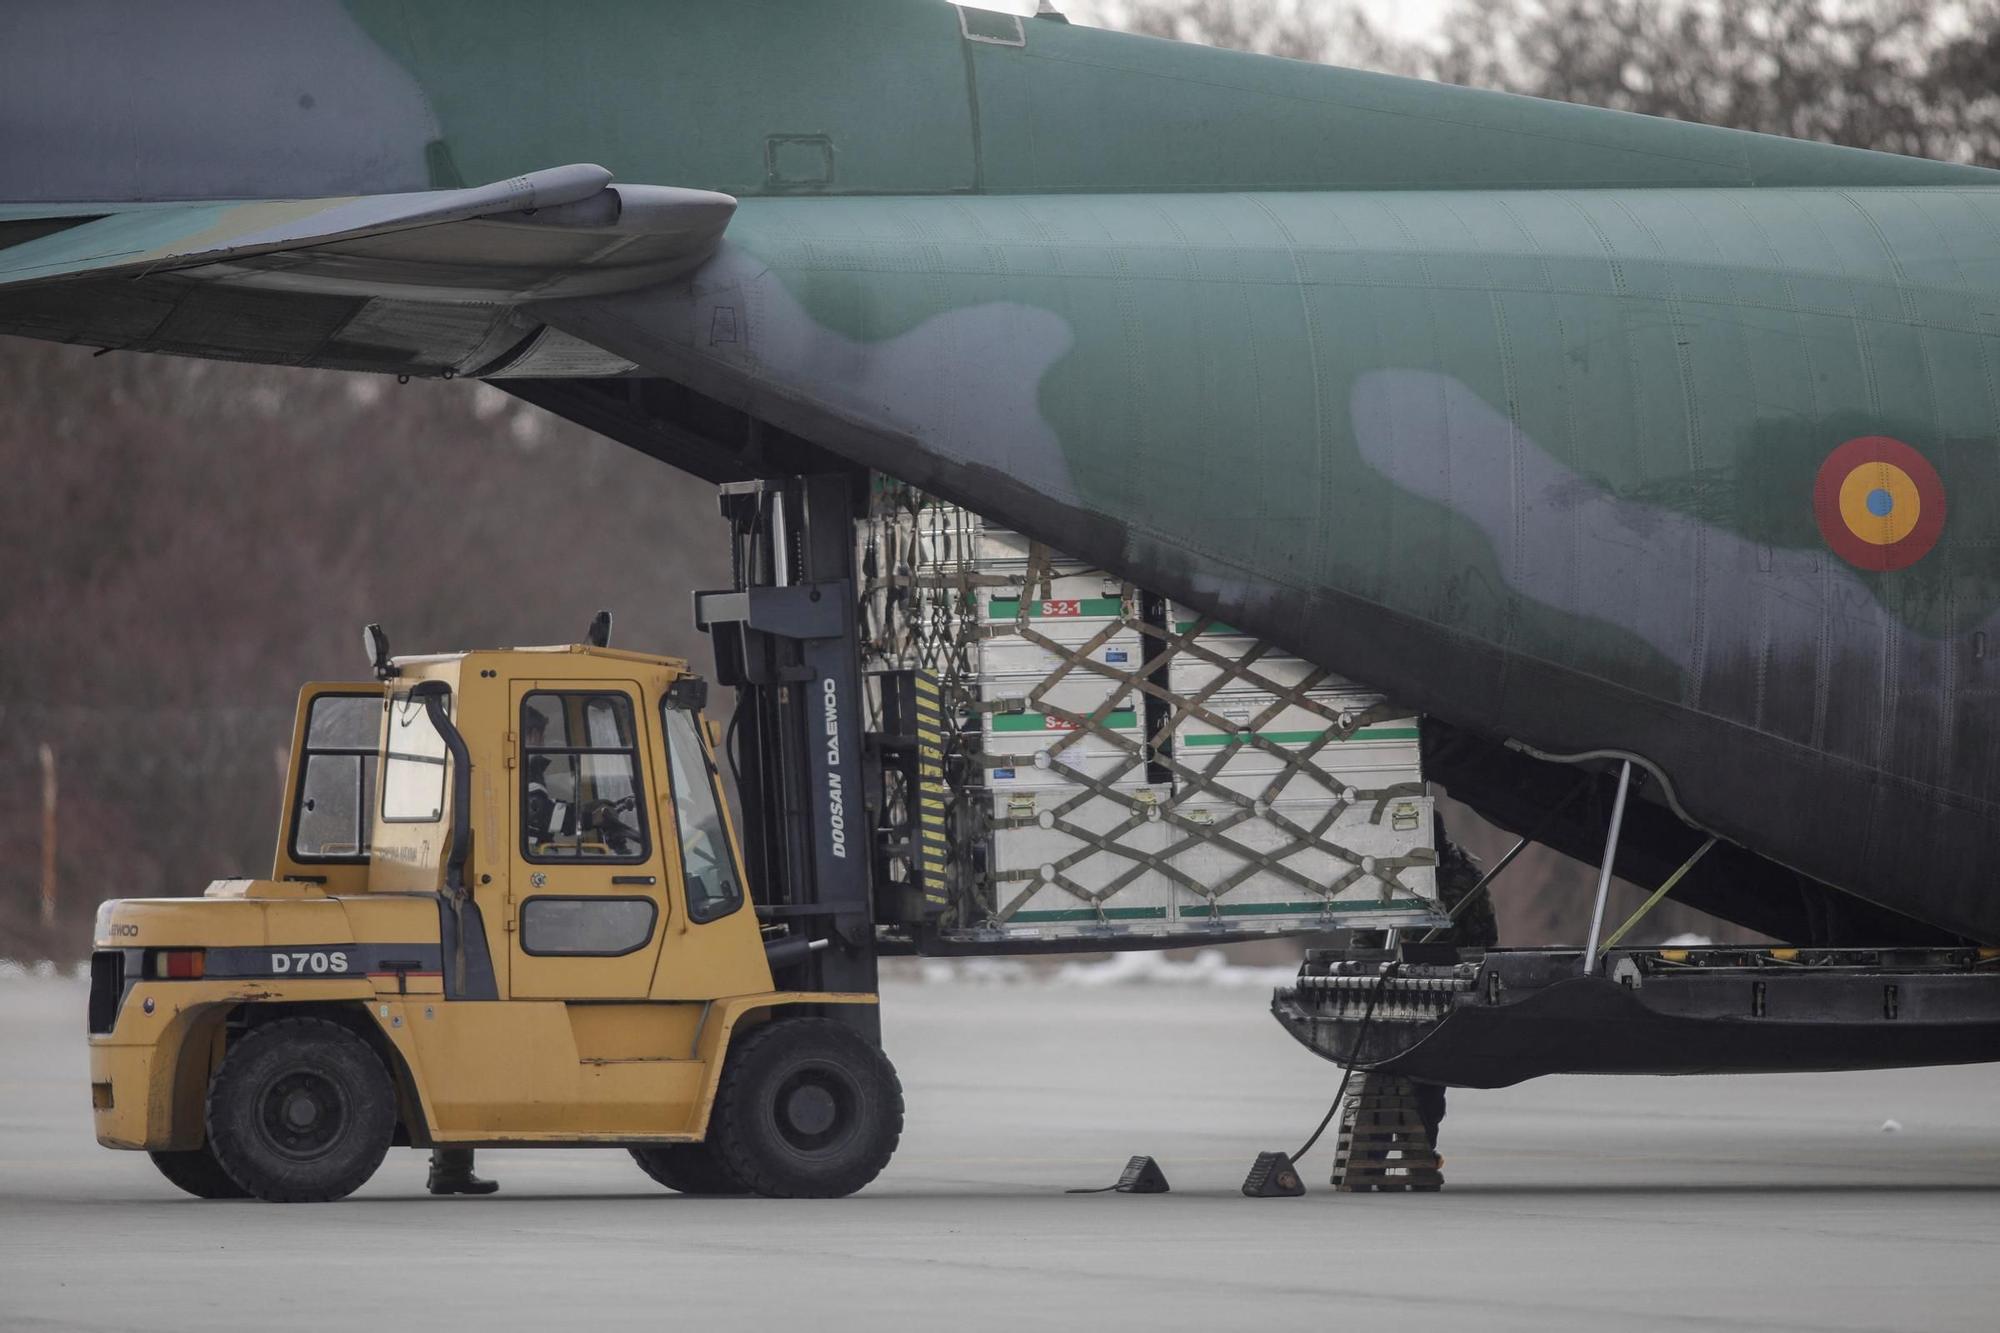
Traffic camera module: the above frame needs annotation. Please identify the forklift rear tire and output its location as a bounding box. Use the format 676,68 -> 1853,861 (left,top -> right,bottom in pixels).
709,1017 -> 903,1199
148,1143 -> 251,1199
629,1144 -> 752,1195
205,1017 -> 396,1203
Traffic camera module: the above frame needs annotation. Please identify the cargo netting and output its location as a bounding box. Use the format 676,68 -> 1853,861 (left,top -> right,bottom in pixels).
860,481 -> 1442,940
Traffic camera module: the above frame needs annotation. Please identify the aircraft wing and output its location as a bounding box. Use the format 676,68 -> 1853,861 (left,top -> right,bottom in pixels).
0,164 -> 736,303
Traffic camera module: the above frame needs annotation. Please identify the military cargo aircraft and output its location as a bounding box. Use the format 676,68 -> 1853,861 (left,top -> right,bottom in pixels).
11,1 -> 2000,1086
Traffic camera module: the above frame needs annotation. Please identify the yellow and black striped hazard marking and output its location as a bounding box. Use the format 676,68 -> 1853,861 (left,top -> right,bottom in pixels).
913,672 -> 949,905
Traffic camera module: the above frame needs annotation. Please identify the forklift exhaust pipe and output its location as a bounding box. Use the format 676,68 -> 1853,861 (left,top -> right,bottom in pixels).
764,934 -> 831,970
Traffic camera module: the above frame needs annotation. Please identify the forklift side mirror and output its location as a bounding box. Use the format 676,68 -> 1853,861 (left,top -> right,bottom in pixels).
363,623 -> 396,680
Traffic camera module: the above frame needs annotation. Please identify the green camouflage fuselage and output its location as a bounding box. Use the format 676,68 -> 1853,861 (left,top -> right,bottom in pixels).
4,0 -> 1998,939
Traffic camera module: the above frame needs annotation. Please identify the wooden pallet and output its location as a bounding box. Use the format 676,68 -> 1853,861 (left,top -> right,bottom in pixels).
1330,1072 -> 1443,1192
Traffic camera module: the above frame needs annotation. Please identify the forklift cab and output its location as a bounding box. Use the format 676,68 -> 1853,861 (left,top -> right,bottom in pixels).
503,670 -> 745,1000
275,644 -> 763,1004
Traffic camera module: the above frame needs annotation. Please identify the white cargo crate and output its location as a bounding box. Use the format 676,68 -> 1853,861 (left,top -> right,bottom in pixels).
1167,683 -> 1422,803
1173,729 -> 1423,805
1167,604 -> 1262,655
1163,607 -> 1368,695
981,570 -> 1128,606
978,671 -> 1142,724
1168,651 -> 1346,699
980,704 -> 1147,792
869,505 -> 977,575
863,484 -> 1445,941
978,584 -> 1146,678
980,585 -> 1134,628
975,527 -> 1099,575
983,785 -> 1173,924
896,520 -> 1101,577
1169,687 -> 1399,754
1186,754 -> 1427,803
981,633 -> 1147,679
1161,795 -> 1437,925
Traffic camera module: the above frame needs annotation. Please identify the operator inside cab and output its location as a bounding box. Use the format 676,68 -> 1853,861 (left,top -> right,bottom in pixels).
523,706 -> 568,843
523,702 -> 642,856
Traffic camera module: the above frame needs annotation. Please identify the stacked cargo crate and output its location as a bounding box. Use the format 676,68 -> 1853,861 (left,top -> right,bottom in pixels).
859,483 -> 1442,942
979,563 -> 1168,926
1155,607 -> 1436,926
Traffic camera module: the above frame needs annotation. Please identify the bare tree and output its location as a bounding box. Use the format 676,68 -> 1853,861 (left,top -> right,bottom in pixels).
1073,0 -> 1389,63
1430,0 -> 2000,163
0,339 -> 728,961
1088,0 -> 2000,161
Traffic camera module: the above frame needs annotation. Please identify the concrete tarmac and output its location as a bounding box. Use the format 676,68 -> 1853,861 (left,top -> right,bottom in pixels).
4,970 -> 1999,1331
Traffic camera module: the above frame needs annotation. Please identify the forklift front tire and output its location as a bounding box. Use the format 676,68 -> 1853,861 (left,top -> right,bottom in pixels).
629,1143 -> 752,1195
148,1143 -> 251,1200
205,1016 -> 397,1203
709,1018 -> 904,1199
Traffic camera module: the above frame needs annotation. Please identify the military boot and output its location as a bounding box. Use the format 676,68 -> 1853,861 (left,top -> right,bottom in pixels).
427,1148 -> 499,1196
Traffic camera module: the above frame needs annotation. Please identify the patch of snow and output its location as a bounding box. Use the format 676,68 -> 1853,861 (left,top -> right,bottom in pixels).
0,959 -> 90,983
905,949 -> 1298,990
508,407 -> 548,448
471,382 -> 511,420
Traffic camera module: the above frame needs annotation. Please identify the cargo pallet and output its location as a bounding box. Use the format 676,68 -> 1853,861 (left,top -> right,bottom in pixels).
857,481 -> 1446,948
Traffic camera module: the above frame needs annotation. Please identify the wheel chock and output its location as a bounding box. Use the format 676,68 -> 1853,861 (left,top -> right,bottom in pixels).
1114,1155 -> 1170,1193
1241,1150 -> 1306,1197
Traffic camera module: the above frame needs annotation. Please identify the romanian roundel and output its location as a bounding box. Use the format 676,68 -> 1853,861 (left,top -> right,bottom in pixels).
1812,435 -> 1946,572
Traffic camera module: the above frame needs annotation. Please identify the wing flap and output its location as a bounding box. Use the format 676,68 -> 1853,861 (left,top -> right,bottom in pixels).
0,166 -> 736,300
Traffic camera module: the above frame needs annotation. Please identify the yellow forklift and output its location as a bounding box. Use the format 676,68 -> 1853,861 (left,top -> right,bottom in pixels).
88,477 -> 920,1202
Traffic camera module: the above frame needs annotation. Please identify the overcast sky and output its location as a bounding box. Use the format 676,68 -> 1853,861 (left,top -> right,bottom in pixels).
1350,0 -> 1450,41
998,0 -> 1452,45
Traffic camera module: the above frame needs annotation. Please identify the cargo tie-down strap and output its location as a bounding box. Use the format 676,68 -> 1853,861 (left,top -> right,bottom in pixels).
859,487 -> 1436,931
858,486 -> 989,692
984,589 -> 1431,924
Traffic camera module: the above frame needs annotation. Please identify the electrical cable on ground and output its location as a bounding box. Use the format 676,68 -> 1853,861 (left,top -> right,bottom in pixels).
1067,961 -> 1398,1194
1288,959 -> 1399,1164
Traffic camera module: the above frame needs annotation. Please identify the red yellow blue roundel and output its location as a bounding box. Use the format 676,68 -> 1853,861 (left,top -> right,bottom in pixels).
1812,435 -> 1946,572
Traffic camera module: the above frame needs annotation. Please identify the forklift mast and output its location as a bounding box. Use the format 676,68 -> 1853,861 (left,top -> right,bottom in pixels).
695,473 -> 882,1040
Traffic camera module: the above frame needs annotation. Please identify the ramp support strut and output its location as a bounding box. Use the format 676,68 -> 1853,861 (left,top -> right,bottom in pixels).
1580,759 -> 1633,974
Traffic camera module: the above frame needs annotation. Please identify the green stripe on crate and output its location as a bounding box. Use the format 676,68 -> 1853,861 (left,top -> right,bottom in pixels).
1009,900 -> 1432,922
987,596 -> 1124,620
1009,906 -> 1170,922
990,708 -> 1139,732
1174,619 -> 1243,635
1181,725 -> 1420,746
1187,898 -> 1432,917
